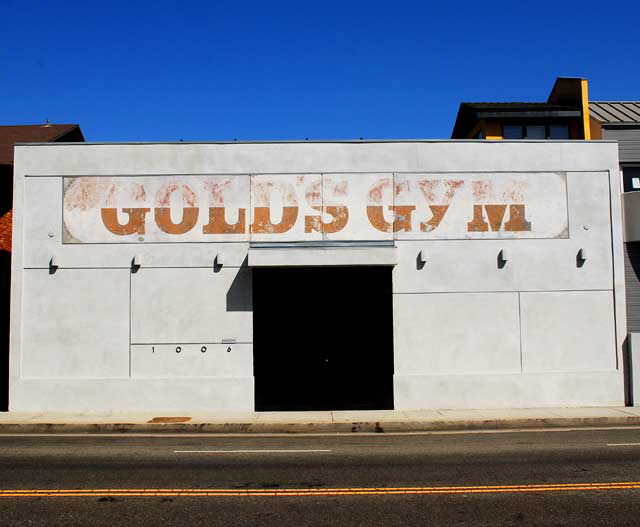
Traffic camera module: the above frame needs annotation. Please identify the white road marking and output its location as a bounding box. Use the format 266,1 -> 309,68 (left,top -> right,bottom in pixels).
174,449 -> 332,453
607,443 -> 640,447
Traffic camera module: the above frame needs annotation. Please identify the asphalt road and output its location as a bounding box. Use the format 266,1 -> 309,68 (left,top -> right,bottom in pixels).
1,427 -> 640,526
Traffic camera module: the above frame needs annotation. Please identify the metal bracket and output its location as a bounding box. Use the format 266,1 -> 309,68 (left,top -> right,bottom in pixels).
49,256 -> 58,274
131,254 -> 142,273
498,249 -> 509,268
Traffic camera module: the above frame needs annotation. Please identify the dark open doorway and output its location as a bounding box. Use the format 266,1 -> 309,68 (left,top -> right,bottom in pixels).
253,266 -> 394,411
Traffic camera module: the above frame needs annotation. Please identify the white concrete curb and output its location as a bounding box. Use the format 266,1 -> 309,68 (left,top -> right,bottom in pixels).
2,407 -> 640,433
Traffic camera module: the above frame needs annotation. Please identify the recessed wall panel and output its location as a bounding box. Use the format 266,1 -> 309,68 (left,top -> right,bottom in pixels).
520,291 -> 616,372
131,343 -> 252,378
130,267 -> 252,345
393,292 -> 521,375
21,269 -> 129,378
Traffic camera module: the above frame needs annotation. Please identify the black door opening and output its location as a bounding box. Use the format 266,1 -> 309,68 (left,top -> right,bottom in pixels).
253,266 -> 394,411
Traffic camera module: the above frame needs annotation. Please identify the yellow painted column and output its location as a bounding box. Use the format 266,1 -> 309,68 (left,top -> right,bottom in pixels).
581,79 -> 591,140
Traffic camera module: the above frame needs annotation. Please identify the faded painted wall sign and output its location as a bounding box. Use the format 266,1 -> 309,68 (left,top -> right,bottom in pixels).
62,173 -> 569,243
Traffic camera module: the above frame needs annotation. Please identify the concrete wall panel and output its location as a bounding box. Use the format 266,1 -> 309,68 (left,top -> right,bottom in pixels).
23,177 -> 62,267
520,291 -> 616,372
393,238 -> 612,293
131,343 -> 252,378
26,240 -> 249,270
131,267 -> 252,345
21,269 -> 129,379
394,371 -> 623,409
393,292 -> 521,375
14,141 -> 620,177
248,247 -> 397,267
566,171 -> 613,248
9,378 -> 254,412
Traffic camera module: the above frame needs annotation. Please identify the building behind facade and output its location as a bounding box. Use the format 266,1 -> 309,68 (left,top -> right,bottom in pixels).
451,77 -> 596,141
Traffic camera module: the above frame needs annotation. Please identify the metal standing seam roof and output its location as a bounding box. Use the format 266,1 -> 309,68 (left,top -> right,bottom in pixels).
590,102 -> 640,125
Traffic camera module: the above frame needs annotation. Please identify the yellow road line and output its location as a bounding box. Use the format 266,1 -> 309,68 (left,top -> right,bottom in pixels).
2,482 -> 640,497
5,481 -> 640,493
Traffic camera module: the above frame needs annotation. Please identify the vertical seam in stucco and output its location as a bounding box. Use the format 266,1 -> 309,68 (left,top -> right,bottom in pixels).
321,172 -> 325,240
518,291 -> 523,372
128,271 -> 132,378
249,172 -> 253,244
60,177 -> 63,245
563,172 -> 571,239
392,172 -> 396,243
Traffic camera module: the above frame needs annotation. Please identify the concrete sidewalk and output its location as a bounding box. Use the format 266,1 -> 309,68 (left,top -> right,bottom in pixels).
2,407 -> 640,433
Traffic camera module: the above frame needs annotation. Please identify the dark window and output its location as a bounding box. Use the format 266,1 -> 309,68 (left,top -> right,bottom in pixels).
502,124 -> 570,140
549,124 -> 569,139
503,125 -> 523,139
623,167 -> 640,193
526,125 -> 546,139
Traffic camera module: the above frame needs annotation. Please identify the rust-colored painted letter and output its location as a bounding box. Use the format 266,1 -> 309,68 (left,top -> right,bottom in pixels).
306,206 -> 350,234
367,205 -> 393,233
420,205 -> 449,232
467,205 -> 488,232
323,206 -> 349,233
504,204 -> 532,232
304,213 -> 322,233
203,207 -> 246,234
485,205 -> 508,231
155,207 -> 199,235
251,206 -> 298,233
393,206 -> 415,232
467,204 -> 509,232
304,205 -> 349,233
101,208 -> 150,235
304,202 -> 324,233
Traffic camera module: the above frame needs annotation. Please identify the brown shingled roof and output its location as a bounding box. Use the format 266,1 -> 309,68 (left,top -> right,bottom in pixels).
0,124 -> 84,165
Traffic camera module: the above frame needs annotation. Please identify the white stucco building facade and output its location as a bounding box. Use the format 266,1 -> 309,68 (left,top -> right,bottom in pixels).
8,140 -> 626,412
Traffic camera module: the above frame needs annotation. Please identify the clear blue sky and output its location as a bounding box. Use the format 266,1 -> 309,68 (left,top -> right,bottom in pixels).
1,0 -> 639,141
